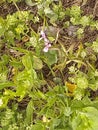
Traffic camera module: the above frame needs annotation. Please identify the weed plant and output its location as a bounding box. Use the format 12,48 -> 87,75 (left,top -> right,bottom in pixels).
0,0 -> 98,130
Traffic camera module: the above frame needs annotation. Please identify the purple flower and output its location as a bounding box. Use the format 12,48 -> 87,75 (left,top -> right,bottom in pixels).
43,43 -> 51,52
40,30 -> 46,39
40,30 -> 51,52
44,38 -> 49,44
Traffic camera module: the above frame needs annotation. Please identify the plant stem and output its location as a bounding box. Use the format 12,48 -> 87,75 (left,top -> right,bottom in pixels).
13,1 -> 20,12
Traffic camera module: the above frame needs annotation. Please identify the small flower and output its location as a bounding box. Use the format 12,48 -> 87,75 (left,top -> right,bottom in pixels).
39,30 -> 47,41
43,46 -> 49,52
0,99 -> 3,106
44,38 -> 49,44
40,30 -> 51,52
40,30 -> 46,39
43,43 -> 51,52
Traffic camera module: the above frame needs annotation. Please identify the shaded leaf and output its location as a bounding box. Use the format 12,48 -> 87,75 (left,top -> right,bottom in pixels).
44,50 -> 58,66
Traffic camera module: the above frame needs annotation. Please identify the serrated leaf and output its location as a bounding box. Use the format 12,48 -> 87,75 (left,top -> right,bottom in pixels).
76,76 -> 88,89
70,6 -> 81,18
80,16 -> 90,26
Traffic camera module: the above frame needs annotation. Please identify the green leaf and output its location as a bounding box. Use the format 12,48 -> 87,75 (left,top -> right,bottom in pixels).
10,60 -> 23,68
33,56 -> 43,70
44,7 -> 52,14
15,24 -> 25,35
44,50 -> 58,66
16,85 -> 27,100
76,28 -> 84,38
92,41 -> 98,53
25,0 -> 37,6
30,37 -> 37,47
71,99 -> 85,110
5,31 -> 15,44
80,16 -> 90,26
0,82 -> 14,90
16,69 -> 37,83
37,90 -> 46,99
25,100 -> 34,124
0,17 -> 6,36
83,107 -> 98,130
76,76 -> 88,89
6,14 -> 17,26
1,54 -> 10,64
32,123 -> 45,130
95,22 -> 98,30
0,72 -> 7,82
74,88 -> 85,100
48,36 -> 55,42
70,6 -> 81,18
80,50 -> 86,58
22,54 -> 33,70
72,107 -> 98,130
64,107 -> 72,117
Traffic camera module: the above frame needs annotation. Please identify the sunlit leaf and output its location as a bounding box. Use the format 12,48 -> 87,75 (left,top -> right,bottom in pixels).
0,82 -> 15,90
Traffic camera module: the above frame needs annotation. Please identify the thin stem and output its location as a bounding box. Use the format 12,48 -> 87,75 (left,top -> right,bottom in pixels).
13,1 -> 20,12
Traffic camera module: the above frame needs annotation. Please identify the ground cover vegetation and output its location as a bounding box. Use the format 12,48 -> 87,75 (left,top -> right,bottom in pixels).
0,0 -> 98,129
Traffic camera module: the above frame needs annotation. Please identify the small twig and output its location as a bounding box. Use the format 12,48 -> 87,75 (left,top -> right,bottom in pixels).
13,1 -> 20,12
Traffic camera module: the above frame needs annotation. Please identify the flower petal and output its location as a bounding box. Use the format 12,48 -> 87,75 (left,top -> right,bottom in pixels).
48,44 -> 51,47
41,30 -> 46,39
43,46 -> 49,52
44,38 -> 49,43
